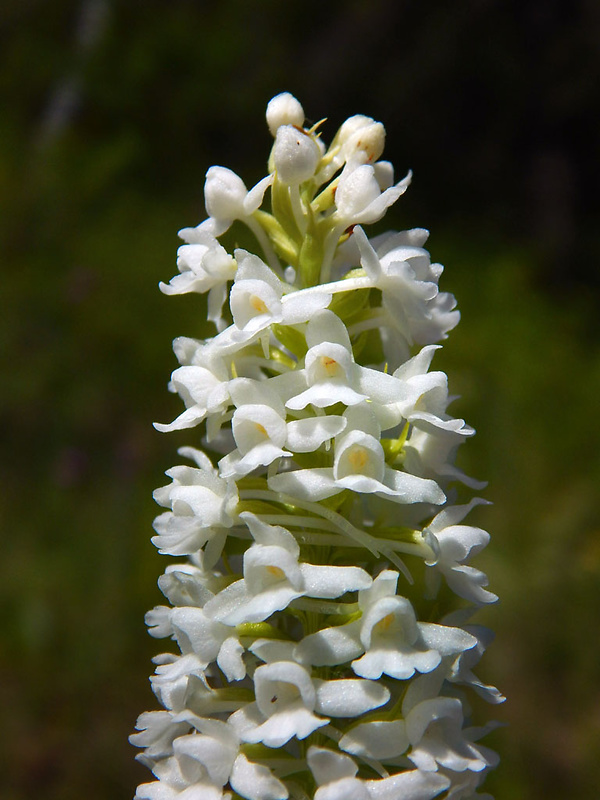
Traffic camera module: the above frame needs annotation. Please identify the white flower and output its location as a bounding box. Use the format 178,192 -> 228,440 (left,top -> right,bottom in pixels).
203,513 -> 371,625
333,163 -> 412,226
438,768 -> 494,800
403,423 -> 484,491
171,606 -> 246,682
270,404 -> 445,507
230,660 -> 329,747
307,748 -> 369,800
355,226 -> 459,347
229,251 -> 286,332
176,718 -> 290,800
152,449 -> 238,563
130,710 -> 191,767
230,654 -> 389,748
296,570 -> 475,681
154,450 -> 237,524
374,345 -> 474,440
218,378 -> 346,478
230,753 -> 289,800
339,718 -> 409,761
180,166 -> 273,239
136,716 -> 288,800
340,117 -> 386,166
218,379 -> 290,478
355,226 -> 438,342
154,353 -> 231,434
406,697 -> 499,774
224,251 -> 331,351
445,621 -> 505,704
270,310 -> 402,411
424,500 -> 497,605
172,720 -> 239,788
307,747 -> 450,800
160,232 -> 237,330
158,560 -> 220,608
150,654 -> 208,715
317,114 -> 386,185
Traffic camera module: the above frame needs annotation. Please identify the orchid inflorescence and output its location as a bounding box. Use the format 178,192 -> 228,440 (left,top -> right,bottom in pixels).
131,92 -> 503,800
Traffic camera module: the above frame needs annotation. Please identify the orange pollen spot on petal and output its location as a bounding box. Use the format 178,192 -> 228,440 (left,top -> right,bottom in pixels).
320,356 -> 339,376
348,446 -> 369,472
375,613 -> 395,633
251,295 -> 268,314
255,422 -> 268,436
266,566 -> 285,579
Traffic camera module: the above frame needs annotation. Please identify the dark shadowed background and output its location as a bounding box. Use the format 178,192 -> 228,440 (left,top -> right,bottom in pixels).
2,1 -> 599,798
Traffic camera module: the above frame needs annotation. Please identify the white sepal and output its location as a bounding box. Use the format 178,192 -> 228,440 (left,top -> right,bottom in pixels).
230,753 -> 289,800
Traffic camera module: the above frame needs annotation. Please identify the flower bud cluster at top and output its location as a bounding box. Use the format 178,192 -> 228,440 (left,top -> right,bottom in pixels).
132,92 -> 503,800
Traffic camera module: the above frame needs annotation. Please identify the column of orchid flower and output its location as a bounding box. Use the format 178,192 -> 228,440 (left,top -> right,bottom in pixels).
131,93 -> 503,800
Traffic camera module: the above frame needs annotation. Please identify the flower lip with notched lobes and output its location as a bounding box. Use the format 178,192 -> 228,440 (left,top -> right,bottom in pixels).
233,661 -> 328,748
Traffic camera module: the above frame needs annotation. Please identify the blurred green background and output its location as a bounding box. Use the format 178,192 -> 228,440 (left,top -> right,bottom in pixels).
2,1 -> 599,798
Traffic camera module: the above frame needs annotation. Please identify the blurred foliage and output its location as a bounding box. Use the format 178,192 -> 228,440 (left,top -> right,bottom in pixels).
1,1 -> 599,798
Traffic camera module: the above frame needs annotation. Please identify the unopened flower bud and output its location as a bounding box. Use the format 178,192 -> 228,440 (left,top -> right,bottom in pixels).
334,115 -> 386,164
204,166 -> 248,220
272,125 -> 321,185
344,120 -> 386,164
266,92 -> 305,136
337,114 -> 374,144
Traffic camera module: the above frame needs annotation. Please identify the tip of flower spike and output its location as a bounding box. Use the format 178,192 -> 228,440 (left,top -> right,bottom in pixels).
138,96 -> 501,800
266,92 -> 305,136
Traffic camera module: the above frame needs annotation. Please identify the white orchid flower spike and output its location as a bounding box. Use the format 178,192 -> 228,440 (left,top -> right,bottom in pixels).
134,93 -> 502,800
